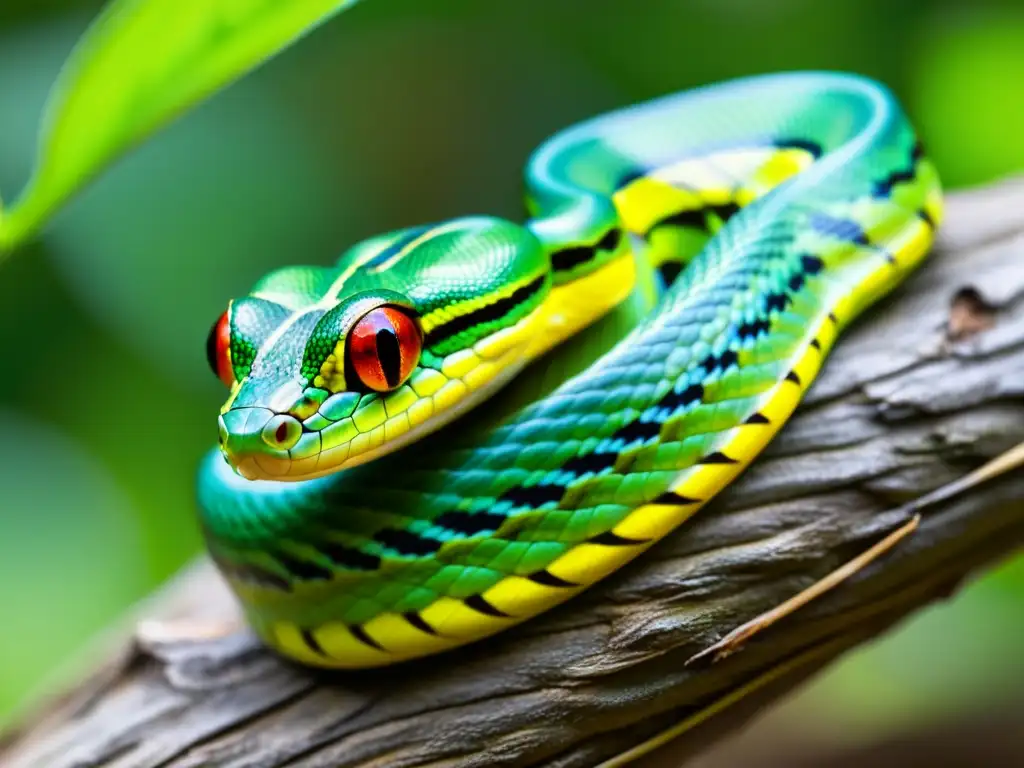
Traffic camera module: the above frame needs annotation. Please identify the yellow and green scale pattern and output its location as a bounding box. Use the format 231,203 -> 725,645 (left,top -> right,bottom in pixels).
199,72 -> 942,668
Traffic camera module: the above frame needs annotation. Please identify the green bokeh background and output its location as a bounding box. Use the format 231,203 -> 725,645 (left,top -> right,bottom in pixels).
0,0 -> 1022,748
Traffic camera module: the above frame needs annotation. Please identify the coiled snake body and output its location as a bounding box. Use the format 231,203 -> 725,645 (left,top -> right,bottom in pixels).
200,72 -> 942,669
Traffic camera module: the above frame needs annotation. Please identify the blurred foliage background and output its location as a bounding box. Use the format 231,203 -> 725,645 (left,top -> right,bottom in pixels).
1,0 -> 1022,754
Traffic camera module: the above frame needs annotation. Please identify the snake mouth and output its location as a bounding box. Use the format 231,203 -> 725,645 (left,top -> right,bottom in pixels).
219,407 -> 304,481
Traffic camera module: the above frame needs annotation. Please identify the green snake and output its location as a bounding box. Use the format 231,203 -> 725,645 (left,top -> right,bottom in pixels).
199,72 -> 942,669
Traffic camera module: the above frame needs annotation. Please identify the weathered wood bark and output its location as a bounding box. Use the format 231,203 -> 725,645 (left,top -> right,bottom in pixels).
3,179 -> 1023,768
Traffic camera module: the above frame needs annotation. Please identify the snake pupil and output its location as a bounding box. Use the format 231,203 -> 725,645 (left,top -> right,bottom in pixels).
376,328 -> 402,388
275,422 -> 289,444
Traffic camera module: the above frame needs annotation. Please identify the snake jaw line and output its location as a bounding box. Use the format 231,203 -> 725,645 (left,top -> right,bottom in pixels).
218,307 -> 549,482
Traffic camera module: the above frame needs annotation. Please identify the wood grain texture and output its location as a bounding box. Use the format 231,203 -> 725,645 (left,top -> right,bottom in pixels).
3,178 -> 1023,768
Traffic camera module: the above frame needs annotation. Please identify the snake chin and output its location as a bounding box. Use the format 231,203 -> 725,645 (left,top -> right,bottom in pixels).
224,455 -> 263,482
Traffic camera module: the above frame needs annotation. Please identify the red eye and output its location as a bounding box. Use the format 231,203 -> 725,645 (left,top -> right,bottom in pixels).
206,309 -> 236,388
347,306 -> 421,392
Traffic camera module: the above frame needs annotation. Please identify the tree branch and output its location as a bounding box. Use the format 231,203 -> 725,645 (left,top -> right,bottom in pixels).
3,178 -> 1024,768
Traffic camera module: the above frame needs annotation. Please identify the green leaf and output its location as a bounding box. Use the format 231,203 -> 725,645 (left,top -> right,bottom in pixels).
0,0 -> 361,257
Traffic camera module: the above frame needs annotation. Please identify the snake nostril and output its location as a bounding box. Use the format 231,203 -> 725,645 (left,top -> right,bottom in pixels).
261,414 -> 301,450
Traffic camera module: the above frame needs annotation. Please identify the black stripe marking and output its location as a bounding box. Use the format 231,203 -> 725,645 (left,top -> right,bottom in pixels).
590,531 -> 649,546
560,451 -> 622,476
704,348 -> 740,373
738,318 -> 771,339
610,349 -> 732,448
434,509 -> 507,535
775,138 -> 823,157
500,482 -> 566,507
613,418 -> 662,443
658,261 -> 684,286
375,328 -> 402,389
828,311 -> 838,324
785,370 -> 802,385
275,552 -> 333,581
318,540 -> 381,571
874,141 -> 925,197
704,202 -> 741,224
550,227 -> 622,272
301,628 -> 327,656
464,594 -> 511,618
876,170 -> 917,196
423,275 -> 547,348
809,212 -> 869,245
597,227 -> 622,252
800,254 -> 825,275
700,451 -> 738,465
745,412 -> 771,425
403,611 -> 439,636
810,338 -> 822,351
652,490 -> 702,505
365,225 -> 432,269
374,528 -> 443,557
349,624 -> 385,651
527,569 -> 578,588
655,209 -> 707,231
551,245 -> 596,272
765,292 -> 790,313
648,203 -> 741,238
661,383 -> 705,410
918,209 -> 936,230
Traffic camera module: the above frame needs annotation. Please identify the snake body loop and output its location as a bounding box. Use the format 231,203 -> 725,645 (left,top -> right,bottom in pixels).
199,72 -> 942,668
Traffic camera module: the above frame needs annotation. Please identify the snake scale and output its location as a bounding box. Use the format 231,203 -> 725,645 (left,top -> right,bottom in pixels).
199,72 -> 942,669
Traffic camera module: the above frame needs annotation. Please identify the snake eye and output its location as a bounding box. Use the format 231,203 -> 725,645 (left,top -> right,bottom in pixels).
206,309 -> 236,388
347,306 -> 421,392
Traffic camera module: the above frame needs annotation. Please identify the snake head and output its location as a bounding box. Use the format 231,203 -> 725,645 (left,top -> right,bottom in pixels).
208,217 -> 551,482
